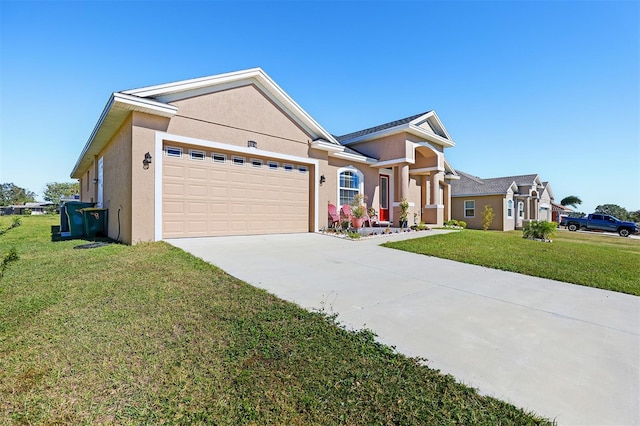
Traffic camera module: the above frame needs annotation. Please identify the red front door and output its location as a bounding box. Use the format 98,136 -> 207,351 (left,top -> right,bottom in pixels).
379,174 -> 389,221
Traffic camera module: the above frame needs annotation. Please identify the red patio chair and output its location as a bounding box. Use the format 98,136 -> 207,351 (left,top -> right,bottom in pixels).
340,204 -> 352,228
328,203 -> 340,229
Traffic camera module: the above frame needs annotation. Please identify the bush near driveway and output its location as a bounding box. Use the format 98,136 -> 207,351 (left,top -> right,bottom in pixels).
0,216 -> 552,425
384,229 -> 640,296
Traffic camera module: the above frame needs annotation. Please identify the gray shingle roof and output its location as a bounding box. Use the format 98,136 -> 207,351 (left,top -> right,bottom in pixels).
336,111 -> 431,143
451,171 -> 539,196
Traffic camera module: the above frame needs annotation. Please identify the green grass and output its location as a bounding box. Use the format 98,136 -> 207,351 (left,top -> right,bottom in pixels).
0,215 -> 551,425
384,229 -> 640,295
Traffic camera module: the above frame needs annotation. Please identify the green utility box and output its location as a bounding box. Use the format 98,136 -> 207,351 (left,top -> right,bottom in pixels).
82,208 -> 108,238
65,201 -> 96,238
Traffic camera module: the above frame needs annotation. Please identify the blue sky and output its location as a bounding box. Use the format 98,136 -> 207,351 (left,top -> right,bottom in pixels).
1,0 -> 638,213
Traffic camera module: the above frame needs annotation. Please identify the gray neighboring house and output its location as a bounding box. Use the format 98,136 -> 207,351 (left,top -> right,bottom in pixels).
450,171 -> 554,231
0,202 -> 54,216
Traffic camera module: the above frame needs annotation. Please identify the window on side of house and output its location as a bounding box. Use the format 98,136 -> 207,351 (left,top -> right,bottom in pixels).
189,149 -> 205,161
339,170 -> 361,206
212,153 -> 227,164
518,201 -> 524,218
507,200 -> 513,218
464,200 -> 475,218
165,146 -> 182,158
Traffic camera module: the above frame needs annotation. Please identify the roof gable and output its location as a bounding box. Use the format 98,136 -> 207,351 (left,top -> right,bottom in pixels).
336,111 -> 455,148
71,68 -> 339,178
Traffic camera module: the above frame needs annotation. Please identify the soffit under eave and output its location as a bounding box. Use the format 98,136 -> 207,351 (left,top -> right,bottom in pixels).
70,98 -> 176,178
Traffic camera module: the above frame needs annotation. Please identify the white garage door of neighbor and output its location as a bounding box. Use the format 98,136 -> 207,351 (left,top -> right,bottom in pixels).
162,152 -> 310,238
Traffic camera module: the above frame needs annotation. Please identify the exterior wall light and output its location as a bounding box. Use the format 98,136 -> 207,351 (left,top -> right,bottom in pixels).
247,140 -> 258,148
143,152 -> 152,169
320,175 -> 326,185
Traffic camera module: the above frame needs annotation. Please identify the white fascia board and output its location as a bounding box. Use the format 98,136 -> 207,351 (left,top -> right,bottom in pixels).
123,68 -> 265,97
341,123 -> 455,148
372,157 -> 415,168
124,68 -> 338,145
410,166 -> 445,174
331,151 -> 373,164
112,92 -> 178,117
70,94 -> 177,178
411,111 -> 453,141
339,125 -> 406,145
310,140 -> 344,153
407,125 -> 455,147
443,158 -> 458,176
71,94 -> 117,178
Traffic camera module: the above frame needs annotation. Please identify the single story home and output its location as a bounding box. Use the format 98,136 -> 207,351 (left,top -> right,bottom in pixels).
0,202 -> 53,215
70,68 -> 458,244
551,202 -> 573,224
450,171 -> 554,231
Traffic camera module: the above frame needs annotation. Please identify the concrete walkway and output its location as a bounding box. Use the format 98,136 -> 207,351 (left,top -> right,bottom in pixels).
167,231 -> 639,425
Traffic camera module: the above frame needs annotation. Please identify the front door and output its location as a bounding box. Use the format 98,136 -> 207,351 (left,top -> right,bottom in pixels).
379,174 -> 389,221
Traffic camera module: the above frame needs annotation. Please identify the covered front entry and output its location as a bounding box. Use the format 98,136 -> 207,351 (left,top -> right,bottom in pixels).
161,143 -> 310,238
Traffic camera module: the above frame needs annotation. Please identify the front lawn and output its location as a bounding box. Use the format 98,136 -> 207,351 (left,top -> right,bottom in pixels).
0,215 -> 551,425
383,229 -> 640,295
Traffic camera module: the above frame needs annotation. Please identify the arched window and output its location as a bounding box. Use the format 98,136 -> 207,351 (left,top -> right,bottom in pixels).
518,201 -> 524,218
507,200 -> 513,218
338,168 -> 363,206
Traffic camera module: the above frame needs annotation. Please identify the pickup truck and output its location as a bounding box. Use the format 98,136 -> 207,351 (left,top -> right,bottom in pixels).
560,214 -> 639,237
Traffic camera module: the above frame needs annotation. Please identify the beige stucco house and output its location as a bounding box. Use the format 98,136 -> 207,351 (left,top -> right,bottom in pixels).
450,171 -> 554,231
70,68 -> 458,244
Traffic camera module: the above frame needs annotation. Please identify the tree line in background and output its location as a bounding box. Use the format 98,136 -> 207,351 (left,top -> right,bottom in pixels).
0,182 -> 79,209
561,195 -> 640,223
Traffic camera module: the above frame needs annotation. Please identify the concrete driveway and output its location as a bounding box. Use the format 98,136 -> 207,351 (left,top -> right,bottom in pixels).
167,231 -> 639,425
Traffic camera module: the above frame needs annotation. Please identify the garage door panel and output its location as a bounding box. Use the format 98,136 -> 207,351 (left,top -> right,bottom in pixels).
188,185 -> 208,197
163,145 -> 310,238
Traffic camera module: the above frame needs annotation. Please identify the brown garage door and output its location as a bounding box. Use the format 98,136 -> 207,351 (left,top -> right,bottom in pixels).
162,146 -> 310,238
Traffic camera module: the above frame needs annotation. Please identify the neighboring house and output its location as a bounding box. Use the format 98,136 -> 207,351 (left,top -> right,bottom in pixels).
70,68 -> 458,244
0,202 -> 53,215
450,171 -> 554,231
551,202 -> 573,224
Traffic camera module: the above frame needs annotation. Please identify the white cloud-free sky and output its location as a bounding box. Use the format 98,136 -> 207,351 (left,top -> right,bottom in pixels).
1,0 -> 638,213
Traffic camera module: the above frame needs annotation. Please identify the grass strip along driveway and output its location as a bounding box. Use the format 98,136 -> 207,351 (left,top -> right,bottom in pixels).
384,229 -> 640,296
0,216 -> 550,425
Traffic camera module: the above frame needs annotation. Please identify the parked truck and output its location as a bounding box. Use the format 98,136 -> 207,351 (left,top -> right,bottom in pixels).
560,213 -> 639,237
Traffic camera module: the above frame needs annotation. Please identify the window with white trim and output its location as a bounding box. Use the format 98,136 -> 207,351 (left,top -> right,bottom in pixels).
189,149 -> 205,161
165,146 -> 182,158
298,165 -> 308,173
232,156 -> 245,166
283,163 -> 294,172
518,201 -> 524,218
339,169 -> 363,206
250,158 -> 263,168
507,199 -> 513,218
268,161 -> 279,170
212,153 -> 227,164
464,200 -> 475,218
